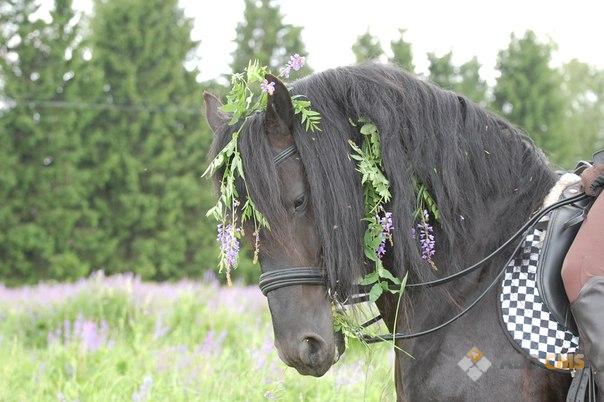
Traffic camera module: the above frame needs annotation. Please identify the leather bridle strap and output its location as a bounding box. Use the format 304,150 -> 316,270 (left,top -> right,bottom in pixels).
273,145 -> 297,165
257,145 -> 322,297
259,267 -> 324,296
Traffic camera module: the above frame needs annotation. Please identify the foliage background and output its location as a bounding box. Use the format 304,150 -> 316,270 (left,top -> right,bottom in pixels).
1,0 -> 603,285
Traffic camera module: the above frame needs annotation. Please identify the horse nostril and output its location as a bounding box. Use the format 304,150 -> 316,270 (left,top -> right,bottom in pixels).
299,335 -> 327,366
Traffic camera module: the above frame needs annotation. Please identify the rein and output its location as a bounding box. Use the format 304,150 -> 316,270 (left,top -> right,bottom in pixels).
258,144 -> 592,342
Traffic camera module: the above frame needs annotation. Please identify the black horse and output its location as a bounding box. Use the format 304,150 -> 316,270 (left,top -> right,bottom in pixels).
204,63 -> 572,401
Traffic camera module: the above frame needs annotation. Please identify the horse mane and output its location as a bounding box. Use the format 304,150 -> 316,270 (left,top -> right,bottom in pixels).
209,63 -> 557,300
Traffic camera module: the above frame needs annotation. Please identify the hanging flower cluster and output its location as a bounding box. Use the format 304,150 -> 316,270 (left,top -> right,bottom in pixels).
216,224 -> 241,276
412,178 -> 439,269
203,55 -> 320,283
411,209 -> 436,266
377,212 -> 393,258
350,119 -> 440,301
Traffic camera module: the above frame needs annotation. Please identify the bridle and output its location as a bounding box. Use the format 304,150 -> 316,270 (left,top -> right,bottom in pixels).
258,144 -> 592,343
258,145 -> 326,296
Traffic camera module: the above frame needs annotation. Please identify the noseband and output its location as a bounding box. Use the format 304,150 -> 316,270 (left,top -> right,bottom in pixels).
258,144 -> 327,296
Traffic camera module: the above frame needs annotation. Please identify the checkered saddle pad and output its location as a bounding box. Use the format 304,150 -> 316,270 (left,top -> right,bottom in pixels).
499,228 -> 579,370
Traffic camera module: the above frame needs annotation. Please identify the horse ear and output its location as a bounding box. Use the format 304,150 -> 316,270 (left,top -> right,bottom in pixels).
264,74 -> 294,146
203,91 -> 227,134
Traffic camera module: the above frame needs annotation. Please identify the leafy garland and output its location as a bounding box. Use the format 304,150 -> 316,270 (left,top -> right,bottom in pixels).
203,57 -> 440,293
202,57 -> 320,284
349,119 -> 439,302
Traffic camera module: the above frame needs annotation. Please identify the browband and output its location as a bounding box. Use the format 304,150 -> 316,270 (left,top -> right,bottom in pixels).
273,145 -> 297,165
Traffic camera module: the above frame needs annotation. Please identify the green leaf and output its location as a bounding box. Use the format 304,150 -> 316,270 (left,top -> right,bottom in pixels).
359,271 -> 379,285
378,267 -> 401,285
368,283 -> 383,302
360,122 -> 377,135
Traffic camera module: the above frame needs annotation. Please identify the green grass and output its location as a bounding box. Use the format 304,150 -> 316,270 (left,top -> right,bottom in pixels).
0,275 -> 396,401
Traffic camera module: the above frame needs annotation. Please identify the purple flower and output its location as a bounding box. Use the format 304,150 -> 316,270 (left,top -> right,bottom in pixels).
79,320 -> 108,352
198,330 -> 227,356
260,79 -> 275,95
380,212 -> 393,233
203,269 -> 219,286
132,375 -> 153,402
280,65 -> 292,78
153,317 -> 169,340
288,54 -> 305,71
279,54 -> 306,78
217,224 -> 240,269
414,210 -> 435,262
376,211 -> 393,259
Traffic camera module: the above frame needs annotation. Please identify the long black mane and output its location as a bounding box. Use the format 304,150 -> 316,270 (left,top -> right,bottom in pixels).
210,63 -> 557,300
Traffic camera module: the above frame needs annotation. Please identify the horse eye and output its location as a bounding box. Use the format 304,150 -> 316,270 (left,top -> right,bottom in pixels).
293,195 -> 306,210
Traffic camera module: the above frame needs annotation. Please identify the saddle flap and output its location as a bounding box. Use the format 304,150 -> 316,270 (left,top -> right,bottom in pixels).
537,182 -> 590,336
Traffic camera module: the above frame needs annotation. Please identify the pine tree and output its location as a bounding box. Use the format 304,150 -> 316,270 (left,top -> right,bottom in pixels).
230,0 -> 311,75
0,0 -> 105,282
456,57 -> 488,105
89,0 -> 211,279
427,53 -> 488,104
493,31 -> 567,165
560,60 -> 604,164
352,30 -> 383,63
427,52 -> 456,90
389,29 -> 414,72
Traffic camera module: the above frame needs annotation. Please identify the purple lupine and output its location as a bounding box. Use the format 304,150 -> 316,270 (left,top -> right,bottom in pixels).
260,79 -> 275,95
198,330 -> 227,356
153,317 -> 169,340
79,320 -> 108,352
202,269 -> 219,287
132,375 -> 153,402
216,224 -> 240,268
376,211 -> 393,258
415,209 -> 435,262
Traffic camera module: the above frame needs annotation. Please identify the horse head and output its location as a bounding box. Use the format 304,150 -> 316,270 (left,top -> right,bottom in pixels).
204,75 -> 345,377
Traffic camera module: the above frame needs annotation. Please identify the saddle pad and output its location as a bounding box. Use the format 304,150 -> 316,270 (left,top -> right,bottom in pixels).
499,228 -> 580,370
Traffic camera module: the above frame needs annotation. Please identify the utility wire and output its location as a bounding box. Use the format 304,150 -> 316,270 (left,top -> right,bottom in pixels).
9,99 -> 203,115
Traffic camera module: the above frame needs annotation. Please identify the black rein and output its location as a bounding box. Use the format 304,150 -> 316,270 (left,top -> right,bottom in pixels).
258,144 -> 592,343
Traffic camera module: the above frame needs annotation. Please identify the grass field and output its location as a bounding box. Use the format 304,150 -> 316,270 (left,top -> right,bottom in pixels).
0,272 -> 396,401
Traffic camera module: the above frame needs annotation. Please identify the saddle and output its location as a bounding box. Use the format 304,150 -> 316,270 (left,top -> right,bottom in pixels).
537,180 -> 587,335
537,150 -> 604,337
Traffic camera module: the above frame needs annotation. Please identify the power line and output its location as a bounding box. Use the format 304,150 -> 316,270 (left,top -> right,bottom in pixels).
8,99 -> 203,115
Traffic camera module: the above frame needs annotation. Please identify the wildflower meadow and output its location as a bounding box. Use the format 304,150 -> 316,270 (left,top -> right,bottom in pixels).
0,272 -> 396,401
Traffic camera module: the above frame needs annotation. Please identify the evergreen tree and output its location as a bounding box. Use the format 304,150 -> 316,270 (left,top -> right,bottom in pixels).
0,0 -> 105,282
389,29 -> 414,72
427,51 -> 456,90
560,59 -> 604,164
89,0 -> 211,279
456,57 -> 488,105
352,30 -> 383,63
493,31 -> 567,165
231,0 -> 311,75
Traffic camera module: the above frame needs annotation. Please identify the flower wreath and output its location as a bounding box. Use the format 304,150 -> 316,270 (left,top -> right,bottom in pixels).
203,56 -> 439,292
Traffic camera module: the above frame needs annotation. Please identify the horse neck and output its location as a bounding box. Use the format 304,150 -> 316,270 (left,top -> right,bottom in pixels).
383,129 -> 557,331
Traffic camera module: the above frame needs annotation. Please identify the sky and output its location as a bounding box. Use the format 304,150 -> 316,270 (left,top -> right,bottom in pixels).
182,0 -> 604,84
68,0 -> 604,84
